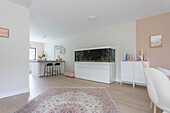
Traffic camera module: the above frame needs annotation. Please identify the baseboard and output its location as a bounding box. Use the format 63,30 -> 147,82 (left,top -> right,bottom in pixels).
0,88 -> 30,99
115,79 -> 121,82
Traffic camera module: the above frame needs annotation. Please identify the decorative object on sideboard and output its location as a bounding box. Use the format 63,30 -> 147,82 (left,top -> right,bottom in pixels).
124,48 -> 149,61
124,51 -> 135,61
0,27 -> 9,38
150,34 -> 162,48
138,48 -> 146,61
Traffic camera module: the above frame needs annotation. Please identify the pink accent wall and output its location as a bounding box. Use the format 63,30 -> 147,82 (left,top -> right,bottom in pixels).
136,12 -> 170,69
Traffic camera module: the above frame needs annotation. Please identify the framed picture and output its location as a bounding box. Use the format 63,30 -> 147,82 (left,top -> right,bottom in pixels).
150,34 -> 162,48
55,45 -> 60,49
60,48 -> 65,54
0,27 -> 9,38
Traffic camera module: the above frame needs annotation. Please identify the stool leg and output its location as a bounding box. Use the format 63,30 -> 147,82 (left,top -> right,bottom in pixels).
50,66 -> 52,76
58,65 -> 60,75
44,65 -> 46,76
47,66 -> 49,76
50,66 -> 51,76
57,66 -> 58,75
55,65 -> 57,75
50,66 -> 53,76
52,65 -> 53,76
59,65 -> 61,75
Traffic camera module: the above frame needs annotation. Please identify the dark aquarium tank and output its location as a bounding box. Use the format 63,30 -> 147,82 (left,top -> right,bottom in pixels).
75,48 -> 115,62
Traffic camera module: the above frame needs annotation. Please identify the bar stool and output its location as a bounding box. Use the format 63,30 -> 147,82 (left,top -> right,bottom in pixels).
53,63 -> 61,75
44,63 -> 53,76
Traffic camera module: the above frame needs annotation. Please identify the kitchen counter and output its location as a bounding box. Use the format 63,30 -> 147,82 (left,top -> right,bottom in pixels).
30,60 -> 65,62
29,60 -> 65,77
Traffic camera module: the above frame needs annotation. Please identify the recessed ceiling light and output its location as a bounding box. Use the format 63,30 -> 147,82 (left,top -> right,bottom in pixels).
88,16 -> 97,21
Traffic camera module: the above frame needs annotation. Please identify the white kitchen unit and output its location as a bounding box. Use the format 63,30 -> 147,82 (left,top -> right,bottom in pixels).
75,46 -> 116,84
29,62 -> 32,73
30,60 -> 65,77
120,61 -> 150,87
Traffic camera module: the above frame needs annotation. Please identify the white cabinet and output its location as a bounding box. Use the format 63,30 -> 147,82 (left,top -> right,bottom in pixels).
121,61 -> 150,87
75,62 -> 116,84
29,62 -> 32,73
135,62 -> 147,84
121,62 -> 133,82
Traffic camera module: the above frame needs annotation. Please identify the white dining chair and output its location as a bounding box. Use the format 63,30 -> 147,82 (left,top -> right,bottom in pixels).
140,57 -> 170,113
157,67 -> 170,78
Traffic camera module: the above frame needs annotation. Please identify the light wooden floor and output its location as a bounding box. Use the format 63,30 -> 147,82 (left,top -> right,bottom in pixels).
0,75 -> 162,113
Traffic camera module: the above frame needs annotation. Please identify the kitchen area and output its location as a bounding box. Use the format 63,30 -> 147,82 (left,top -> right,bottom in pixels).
29,42 -> 65,77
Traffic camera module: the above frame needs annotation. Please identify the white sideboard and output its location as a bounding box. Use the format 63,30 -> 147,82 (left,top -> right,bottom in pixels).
120,61 -> 150,87
75,62 -> 116,84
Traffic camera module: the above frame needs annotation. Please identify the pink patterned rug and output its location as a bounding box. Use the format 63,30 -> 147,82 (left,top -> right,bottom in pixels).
15,88 -> 120,113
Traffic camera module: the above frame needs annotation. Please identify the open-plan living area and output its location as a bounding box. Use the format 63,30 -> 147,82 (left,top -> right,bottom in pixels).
0,0 -> 170,113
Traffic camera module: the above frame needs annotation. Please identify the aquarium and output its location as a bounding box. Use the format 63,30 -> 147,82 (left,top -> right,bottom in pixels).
75,48 -> 115,62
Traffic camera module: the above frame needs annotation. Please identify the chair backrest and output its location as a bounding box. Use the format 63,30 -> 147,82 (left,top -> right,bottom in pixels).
157,67 -> 170,75
143,68 -> 170,110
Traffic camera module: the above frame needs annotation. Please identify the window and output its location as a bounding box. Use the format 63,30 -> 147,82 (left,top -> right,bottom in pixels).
29,47 -> 36,60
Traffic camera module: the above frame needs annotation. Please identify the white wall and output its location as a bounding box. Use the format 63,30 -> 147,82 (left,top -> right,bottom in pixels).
44,21 -> 136,81
0,0 -> 30,98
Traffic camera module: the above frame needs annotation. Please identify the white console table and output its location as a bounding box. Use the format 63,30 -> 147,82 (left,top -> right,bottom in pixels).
120,61 -> 150,87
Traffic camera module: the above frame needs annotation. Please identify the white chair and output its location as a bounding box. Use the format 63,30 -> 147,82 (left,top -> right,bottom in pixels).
140,58 -> 170,113
157,67 -> 170,78
144,68 -> 170,113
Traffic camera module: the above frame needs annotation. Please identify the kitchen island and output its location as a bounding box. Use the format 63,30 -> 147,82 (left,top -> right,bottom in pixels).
30,60 -> 65,77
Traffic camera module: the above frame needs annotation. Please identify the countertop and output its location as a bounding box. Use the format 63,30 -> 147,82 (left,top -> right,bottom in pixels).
30,60 -> 65,63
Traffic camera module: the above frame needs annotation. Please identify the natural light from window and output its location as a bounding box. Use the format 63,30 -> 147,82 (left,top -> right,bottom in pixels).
29,48 -> 36,60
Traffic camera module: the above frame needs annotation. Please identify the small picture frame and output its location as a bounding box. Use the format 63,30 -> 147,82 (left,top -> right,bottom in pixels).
60,48 -> 65,54
0,27 -> 9,38
55,45 -> 60,49
150,34 -> 162,48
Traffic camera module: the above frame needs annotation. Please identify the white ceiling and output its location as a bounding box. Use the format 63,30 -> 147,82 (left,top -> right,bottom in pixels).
9,0 -> 170,42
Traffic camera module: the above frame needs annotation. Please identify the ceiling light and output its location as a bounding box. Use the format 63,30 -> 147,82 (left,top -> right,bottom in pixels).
88,16 -> 97,21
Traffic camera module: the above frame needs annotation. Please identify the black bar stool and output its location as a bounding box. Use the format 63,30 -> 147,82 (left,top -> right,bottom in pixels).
44,63 -> 53,76
53,63 -> 61,75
